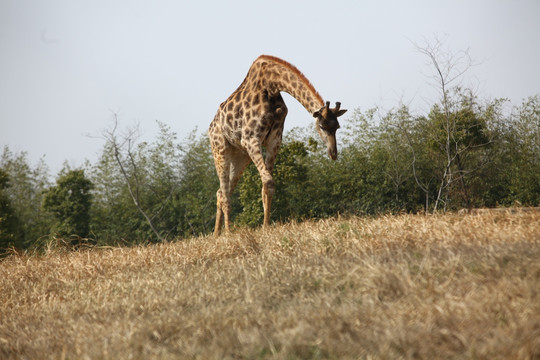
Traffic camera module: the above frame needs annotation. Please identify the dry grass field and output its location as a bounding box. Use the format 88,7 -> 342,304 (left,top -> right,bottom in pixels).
1,210 -> 539,359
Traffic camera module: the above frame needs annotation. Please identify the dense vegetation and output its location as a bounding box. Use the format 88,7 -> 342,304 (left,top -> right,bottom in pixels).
1,91 -> 538,250
1,42 -> 539,250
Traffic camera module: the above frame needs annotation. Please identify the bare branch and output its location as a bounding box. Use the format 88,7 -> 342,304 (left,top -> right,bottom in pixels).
413,36 -> 482,212
103,113 -> 165,243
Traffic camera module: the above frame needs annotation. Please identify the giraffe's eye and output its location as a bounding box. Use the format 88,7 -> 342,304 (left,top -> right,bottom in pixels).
319,119 -> 339,132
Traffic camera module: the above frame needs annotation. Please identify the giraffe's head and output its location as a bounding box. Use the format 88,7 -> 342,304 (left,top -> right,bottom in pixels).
313,101 -> 347,160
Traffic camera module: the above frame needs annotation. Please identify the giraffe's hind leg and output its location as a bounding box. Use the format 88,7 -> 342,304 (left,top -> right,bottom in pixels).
214,189 -> 224,236
216,152 -> 250,235
229,151 -> 252,195
210,132 -> 232,236
210,139 -> 251,236
213,161 -> 231,236
216,151 -> 251,235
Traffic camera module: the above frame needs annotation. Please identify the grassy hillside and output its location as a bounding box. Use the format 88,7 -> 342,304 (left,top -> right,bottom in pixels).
1,210 -> 539,359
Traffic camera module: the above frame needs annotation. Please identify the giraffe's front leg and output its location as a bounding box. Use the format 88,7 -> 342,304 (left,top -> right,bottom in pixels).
262,135 -> 282,228
262,178 -> 275,227
257,165 -> 276,228
242,138 -> 275,227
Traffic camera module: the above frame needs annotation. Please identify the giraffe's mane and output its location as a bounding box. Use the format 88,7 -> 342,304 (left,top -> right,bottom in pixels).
255,55 -> 324,106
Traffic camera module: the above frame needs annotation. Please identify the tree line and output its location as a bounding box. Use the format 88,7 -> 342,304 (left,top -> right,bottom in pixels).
1,91 -> 538,251
1,42 -> 539,251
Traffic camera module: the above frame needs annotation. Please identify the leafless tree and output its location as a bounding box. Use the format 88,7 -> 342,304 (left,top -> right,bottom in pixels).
101,114 -> 165,242
414,36 -> 481,212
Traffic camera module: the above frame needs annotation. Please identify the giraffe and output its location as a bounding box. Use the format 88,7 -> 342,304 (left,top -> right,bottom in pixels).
208,55 -> 347,236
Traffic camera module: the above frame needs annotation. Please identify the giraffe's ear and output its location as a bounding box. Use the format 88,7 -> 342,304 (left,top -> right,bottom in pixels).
336,109 -> 347,117
313,111 -> 321,118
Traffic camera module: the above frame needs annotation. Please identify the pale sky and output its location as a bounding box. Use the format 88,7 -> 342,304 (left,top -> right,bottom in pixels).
1,0 -> 539,174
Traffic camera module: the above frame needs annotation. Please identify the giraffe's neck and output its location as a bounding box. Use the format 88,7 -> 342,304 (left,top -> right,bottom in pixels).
250,55 -> 324,114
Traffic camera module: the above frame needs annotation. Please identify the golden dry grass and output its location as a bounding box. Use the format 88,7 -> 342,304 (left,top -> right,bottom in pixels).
1,210 -> 539,359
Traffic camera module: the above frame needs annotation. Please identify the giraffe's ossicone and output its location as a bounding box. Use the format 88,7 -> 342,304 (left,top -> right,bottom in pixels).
208,55 -> 347,236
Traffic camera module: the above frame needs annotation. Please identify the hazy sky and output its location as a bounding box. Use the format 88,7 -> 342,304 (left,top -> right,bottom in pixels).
1,0 -> 539,174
